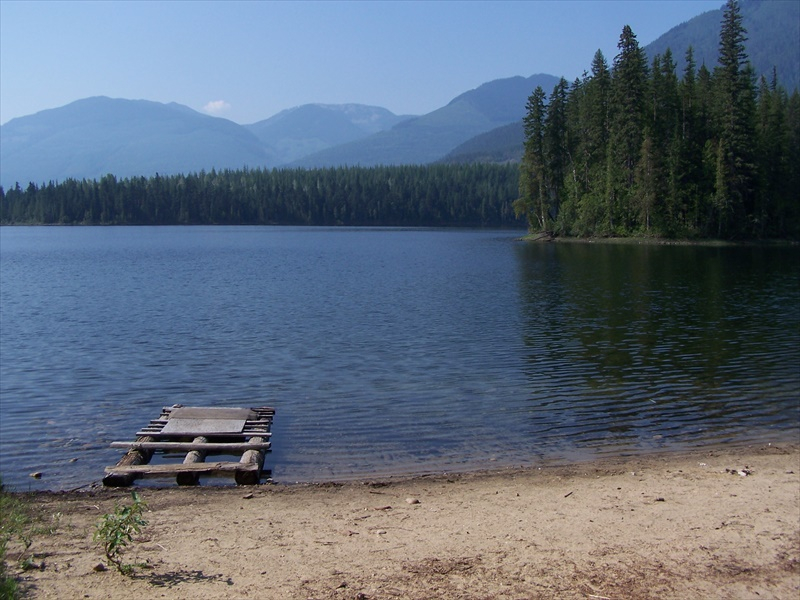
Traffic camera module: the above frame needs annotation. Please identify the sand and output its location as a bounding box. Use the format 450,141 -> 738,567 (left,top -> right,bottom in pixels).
5,443 -> 799,599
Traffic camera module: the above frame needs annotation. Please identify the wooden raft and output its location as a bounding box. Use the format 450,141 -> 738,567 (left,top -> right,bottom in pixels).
103,405 -> 274,487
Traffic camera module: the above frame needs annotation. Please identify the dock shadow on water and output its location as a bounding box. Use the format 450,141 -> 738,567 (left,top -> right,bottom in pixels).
0,227 -> 798,490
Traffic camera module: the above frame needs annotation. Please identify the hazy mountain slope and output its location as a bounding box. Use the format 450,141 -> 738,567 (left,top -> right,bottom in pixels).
439,122 -> 524,165
0,97 -> 272,187
246,103 -> 412,166
645,0 -> 799,91
290,74 -> 560,167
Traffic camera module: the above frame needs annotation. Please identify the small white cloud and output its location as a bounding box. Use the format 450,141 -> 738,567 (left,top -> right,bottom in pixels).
203,100 -> 231,114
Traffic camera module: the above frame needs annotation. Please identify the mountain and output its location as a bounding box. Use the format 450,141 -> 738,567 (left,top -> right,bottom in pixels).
246,103 -> 412,166
439,122 -> 524,165
0,98 -> 413,187
0,97 -> 273,188
289,74 -> 560,168
4,1 -> 792,185
645,0 -> 799,91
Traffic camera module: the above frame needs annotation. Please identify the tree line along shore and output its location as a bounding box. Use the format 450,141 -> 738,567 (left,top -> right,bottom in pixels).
0,163 -> 521,228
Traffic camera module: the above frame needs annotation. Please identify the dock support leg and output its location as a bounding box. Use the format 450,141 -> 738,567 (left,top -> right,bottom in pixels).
235,436 -> 267,485
176,436 -> 208,486
103,436 -> 155,487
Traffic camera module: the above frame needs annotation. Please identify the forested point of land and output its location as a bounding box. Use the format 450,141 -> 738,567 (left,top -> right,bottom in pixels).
516,0 -> 800,241
0,164 -> 522,228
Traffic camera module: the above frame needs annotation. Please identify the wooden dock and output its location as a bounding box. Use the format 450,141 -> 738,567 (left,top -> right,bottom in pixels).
103,405 -> 275,487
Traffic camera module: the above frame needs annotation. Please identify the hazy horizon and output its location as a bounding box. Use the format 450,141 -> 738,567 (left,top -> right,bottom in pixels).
0,0 -> 725,126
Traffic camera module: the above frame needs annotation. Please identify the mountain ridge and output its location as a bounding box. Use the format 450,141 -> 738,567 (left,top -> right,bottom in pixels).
245,103 -> 412,166
288,74 -> 559,167
0,97 -> 273,187
2,0 -> 795,186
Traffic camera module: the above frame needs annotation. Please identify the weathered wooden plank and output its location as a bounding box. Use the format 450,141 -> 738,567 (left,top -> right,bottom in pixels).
105,461 -> 260,475
169,407 -> 255,420
109,441 -> 272,451
162,418 -> 247,435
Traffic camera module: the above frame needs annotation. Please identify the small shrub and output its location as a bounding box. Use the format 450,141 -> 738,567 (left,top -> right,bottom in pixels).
93,491 -> 148,576
0,479 -> 26,600
0,477 -> 62,598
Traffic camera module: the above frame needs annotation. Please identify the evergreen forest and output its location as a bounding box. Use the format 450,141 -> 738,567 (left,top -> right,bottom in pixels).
515,0 -> 800,240
0,164 -> 521,228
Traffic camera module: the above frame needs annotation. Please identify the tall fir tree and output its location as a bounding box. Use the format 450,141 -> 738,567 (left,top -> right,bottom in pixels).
675,47 -> 708,234
785,91 -> 800,236
581,50 -> 612,233
608,25 -> 649,232
515,86 -> 549,231
657,49 -> 681,231
713,0 -> 757,237
544,78 -> 570,228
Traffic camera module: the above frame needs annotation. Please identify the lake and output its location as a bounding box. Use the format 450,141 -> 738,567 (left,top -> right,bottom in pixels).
0,226 -> 798,491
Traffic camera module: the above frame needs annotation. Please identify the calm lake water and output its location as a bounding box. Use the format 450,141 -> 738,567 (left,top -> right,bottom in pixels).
0,227 -> 798,491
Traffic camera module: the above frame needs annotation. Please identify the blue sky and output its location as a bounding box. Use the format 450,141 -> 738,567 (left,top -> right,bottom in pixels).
0,0 -> 723,125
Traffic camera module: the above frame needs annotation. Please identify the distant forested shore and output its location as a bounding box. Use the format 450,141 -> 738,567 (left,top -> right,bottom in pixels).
0,164 -> 521,228
516,0 -> 800,241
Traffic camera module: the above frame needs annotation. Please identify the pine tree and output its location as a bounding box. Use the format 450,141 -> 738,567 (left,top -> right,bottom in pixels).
635,130 -> 659,233
579,50 -> 612,234
516,86 -> 549,231
544,78 -> 570,228
713,0 -> 757,237
756,71 -> 795,237
656,49 -> 681,231
674,47 -> 707,234
608,25 -> 649,233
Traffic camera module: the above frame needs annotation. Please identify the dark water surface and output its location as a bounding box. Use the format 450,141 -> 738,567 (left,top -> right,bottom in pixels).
1,227 -> 798,490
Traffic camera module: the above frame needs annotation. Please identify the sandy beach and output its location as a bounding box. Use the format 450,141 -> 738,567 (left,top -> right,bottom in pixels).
5,443 -> 799,599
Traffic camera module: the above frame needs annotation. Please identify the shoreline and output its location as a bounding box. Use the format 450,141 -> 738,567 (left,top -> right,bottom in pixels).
10,433 -> 799,493
520,232 -> 800,246
15,439 -> 799,495
6,443 -> 798,599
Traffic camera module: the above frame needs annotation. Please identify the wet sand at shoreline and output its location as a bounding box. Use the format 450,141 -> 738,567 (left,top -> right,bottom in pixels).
6,443 -> 799,599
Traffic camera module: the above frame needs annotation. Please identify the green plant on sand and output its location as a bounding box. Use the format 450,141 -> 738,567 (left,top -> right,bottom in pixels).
0,477 -> 30,600
93,491 -> 149,576
1,475 -> 63,599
